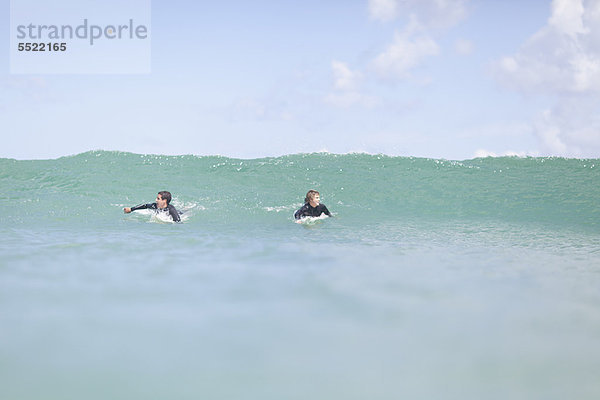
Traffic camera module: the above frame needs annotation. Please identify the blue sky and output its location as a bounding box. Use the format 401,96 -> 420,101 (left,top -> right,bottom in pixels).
2,0 -> 599,160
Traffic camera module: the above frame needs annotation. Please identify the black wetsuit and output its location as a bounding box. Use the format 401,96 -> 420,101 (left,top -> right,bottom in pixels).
294,203 -> 331,220
131,203 -> 181,222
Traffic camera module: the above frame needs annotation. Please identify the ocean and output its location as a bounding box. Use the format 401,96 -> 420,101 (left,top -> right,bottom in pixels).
1,150 -> 599,399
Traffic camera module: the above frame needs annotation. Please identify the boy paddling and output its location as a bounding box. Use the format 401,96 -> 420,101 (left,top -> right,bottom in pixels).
124,191 -> 181,222
294,190 -> 331,220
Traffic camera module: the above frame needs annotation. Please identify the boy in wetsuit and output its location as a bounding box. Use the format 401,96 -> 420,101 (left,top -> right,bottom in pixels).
124,191 -> 181,222
294,190 -> 332,220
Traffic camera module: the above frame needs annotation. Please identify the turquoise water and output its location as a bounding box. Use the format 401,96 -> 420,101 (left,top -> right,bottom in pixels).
1,151 -> 599,399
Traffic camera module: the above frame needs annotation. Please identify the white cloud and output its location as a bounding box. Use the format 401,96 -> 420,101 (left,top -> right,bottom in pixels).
494,0 -> 600,157
371,23 -> 439,79
367,1 -> 471,82
534,110 -> 569,154
533,98 -> 600,157
495,0 -> 600,93
328,1 -> 471,107
368,0 -> 399,22
454,38 -> 473,55
325,61 -> 379,108
331,60 -> 362,91
368,0 -> 469,28
549,0 -> 588,37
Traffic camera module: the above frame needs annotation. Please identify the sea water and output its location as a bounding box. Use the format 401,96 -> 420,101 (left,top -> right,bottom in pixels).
1,151 -> 599,399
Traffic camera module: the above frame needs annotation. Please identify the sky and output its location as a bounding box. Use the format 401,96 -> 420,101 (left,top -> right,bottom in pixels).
1,0 -> 600,160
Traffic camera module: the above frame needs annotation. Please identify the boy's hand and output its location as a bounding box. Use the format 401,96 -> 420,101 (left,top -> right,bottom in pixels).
124,207 -> 132,213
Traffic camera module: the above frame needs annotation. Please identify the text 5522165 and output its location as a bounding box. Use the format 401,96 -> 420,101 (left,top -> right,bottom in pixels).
18,43 -> 67,52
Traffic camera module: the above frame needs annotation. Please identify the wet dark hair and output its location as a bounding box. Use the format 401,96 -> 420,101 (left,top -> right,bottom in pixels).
158,191 -> 172,205
305,190 -> 319,204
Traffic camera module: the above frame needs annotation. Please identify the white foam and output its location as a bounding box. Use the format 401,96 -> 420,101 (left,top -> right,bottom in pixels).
473,149 -> 537,158
295,214 -> 330,225
263,205 -> 296,213
150,212 -> 176,224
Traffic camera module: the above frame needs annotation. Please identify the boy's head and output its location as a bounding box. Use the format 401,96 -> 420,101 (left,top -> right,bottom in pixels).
305,190 -> 320,205
157,191 -> 172,206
